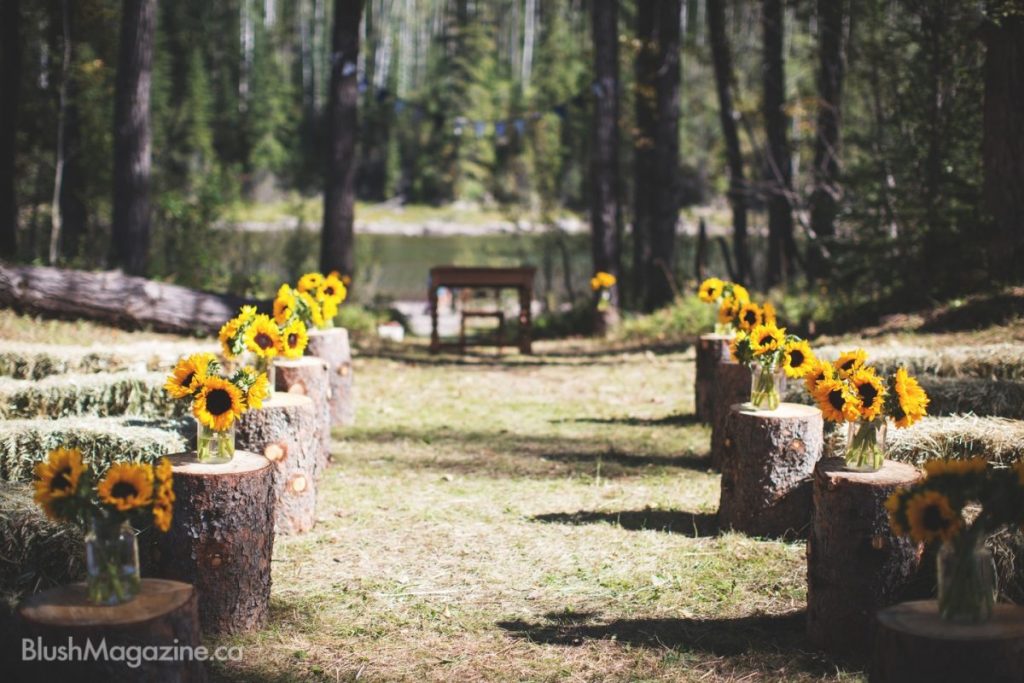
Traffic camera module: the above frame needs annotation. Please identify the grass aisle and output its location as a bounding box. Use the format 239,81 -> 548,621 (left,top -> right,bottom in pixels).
211,342 -> 852,682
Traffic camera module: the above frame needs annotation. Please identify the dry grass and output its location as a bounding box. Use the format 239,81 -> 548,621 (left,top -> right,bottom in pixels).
0,371 -> 184,420
812,342 -> 1024,381
0,339 -> 216,379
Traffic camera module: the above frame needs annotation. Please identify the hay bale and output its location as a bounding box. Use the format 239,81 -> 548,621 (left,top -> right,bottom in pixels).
0,371 -> 183,420
0,340 -> 217,380
0,416 -> 191,482
813,343 -> 1024,382
885,415 -> 1024,466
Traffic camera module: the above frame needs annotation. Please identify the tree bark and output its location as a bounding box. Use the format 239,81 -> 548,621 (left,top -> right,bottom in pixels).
808,0 -> 846,280
0,263 -> 257,334
322,0 -> 364,277
695,333 -> 731,423
306,327 -> 355,427
761,0 -> 797,287
589,0 -> 622,309
110,0 -> 156,275
707,0 -> 750,284
0,0 -> 21,259
871,601 -> 1024,682
709,360 -> 751,470
981,9 -> 1024,282
807,458 -> 924,663
15,579 -> 206,682
142,452 -> 275,635
718,402 -> 823,538
48,0 -> 72,266
632,0 -> 655,307
275,356 -> 332,474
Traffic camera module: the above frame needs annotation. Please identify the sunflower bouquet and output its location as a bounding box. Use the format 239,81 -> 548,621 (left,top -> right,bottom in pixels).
165,352 -> 270,463
33,447 -> 175,605
730,321 -> 813,410
886,458 -> 1024,622
219,305 -> 308,393
590,271 -> 617,312
804,350 -> 930,472
697,277 -> 751,334
275,271 -> 348,331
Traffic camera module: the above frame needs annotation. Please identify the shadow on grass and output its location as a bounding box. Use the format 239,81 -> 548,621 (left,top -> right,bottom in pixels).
362,341 -> 693,368
532,508 -> 719,536
561,413 -> 702,428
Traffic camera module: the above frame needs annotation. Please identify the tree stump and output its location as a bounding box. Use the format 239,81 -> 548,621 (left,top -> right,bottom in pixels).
709,361 -> 750,470
236,393 -> 319,534
807,457 -> 924,661
871,600 -> 1024,682
142,451 -> 274,635
306,327 -> 355,427
695,333 -> 731,423
718,402 -> 823,538
275,356 -> 331,476
15,579 -> 206,682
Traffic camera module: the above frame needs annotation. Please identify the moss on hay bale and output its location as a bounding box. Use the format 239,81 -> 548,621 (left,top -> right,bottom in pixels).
0,416 -> 191,482
0,340 -> 217,380
0,371 -> 184,420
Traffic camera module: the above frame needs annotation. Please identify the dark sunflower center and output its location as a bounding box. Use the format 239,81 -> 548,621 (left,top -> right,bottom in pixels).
288,333 -> 299,347
206,388 -> 233,416
922,504 -> 950,531
789,350 -> 805,368
859,383 -> 879,408
839,359 -> 855,372
745,311 -> 758,324
180,371 -> 195,388
828,389 -> 846,412
254,332 -> 274,349
759,334 -> 774,346
111,481 -> 138,499
324,286 -> 335,296
50,467 -> 72,491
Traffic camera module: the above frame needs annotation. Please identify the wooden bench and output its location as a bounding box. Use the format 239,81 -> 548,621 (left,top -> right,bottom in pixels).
429,266 -> 535,354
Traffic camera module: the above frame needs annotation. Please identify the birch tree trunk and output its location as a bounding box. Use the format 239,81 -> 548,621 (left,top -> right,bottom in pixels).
48,0 -> 72,266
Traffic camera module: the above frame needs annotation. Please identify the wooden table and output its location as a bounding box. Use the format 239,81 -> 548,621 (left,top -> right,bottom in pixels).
429,266 -> 535,354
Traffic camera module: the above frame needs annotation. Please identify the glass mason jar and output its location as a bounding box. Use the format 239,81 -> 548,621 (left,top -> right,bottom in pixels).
255,356 -> 276,398
749,362 -> 785,410
85,515 -> 140,606
937,536 -> 996,623
196,419 -> 236,464
845,419 -> 888,472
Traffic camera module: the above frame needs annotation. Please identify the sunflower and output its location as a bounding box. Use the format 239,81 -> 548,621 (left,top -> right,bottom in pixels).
730,331 -> 750,363
698,277 -> 725,303
33,447 -> 85,520
891,367 -> 929,428
834,349 -> 868,378
728,283 -> 750,305
152,502 -> 173,532
804,359 -> 835,394
737,303 -> 763,332
321,273 -> 348,304
298,291 -> 325,327
884,490 -> 907,536
246,370 -> 271,409
782,339 -> 815,378
748,323 -> 785,356
297,272 -> 325,293
219,316 -> 245,358
320,296 -> 339,323
164,353 -> 216,399
238,305 -> 258,322
762,301 -> 777,326
244,314 -> 281,358
923,457 -> 988,479
152,458 -> 175,532
274,284 -> 297,325
851,368 -> 887,421
98,462 -> 154,512
905,490 -> 961,544
813,377 -> 862,422
194,376 -> 245,431
281,320 -> 309,359
718,299 -> 739,326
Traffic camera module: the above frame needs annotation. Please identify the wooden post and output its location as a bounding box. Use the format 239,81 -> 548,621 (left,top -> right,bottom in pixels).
275,356 -> 331,476
236,393 -> 319,534
695,333 -> 731,423
16,579 -> 206,682
807,458 -> 924,661
709,361 -> 750,469
718,402 -> 823,538
142,451 -> 274,635
306,327 -> 355,427
871,600 -> 1024,682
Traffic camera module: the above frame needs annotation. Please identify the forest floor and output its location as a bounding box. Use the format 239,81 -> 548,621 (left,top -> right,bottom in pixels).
207,340 -> 859,682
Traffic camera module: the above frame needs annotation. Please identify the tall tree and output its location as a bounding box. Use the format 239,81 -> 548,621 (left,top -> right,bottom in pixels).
761,0 -> 797,287
808,0 -> 846,279
981,2 -> 1024,281
111,0 -> 157,275
707,0 -> 750,285
0,0 -> 21,259
321,0 -> 364,277
49,0 -> 72,265
589,0 -> 621,308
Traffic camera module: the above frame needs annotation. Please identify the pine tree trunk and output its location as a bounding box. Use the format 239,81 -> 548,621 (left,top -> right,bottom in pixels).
589,0 -> 621,309
761,0 -> 796,288
981,10 -> 1024,282
707,0 -> 750,285
110,0 -> 156,276
0,0 -> 21,259
322,0 -> 364,277
808,0 -> 845,279
632,0 -> 655,307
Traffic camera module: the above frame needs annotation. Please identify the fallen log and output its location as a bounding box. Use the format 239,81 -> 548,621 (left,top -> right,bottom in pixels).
0,262 -> 257,334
